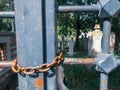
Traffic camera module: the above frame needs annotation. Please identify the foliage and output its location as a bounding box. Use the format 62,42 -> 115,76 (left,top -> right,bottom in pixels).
57,0 -> 120,51
57,12 -> 101,35
57,0 -> 120,35
63,52 -> 89,58
108,66 -> 120,90
63,53 -> 120,90
57,0 -> 101,36
112,15 -> 120,32
63,65 -> 100,90
0,0 -> 10,11
57,13 -> 76,36
63,64 -> 120,90
57,0 -> 102,51
0,0 -> 14,32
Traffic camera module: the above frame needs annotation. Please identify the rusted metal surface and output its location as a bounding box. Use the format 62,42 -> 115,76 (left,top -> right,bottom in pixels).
58,5 -> 100,13
34,77 -> 44,90
57,66 -> 68,90
100,74 -> 108,90
14,0 -> 45,89
11,52 -> 63,75
0,53 -> 95,74
64,58 -> 95,64
0,61 -> 13,68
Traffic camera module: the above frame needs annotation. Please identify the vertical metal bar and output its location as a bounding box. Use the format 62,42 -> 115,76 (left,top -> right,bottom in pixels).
100,73 -> 108,90
45,0 -> 57,90
15,0 -> 43,90
100,18 -> 112,90
102,19 -> 112,53
9,0 -> 15,32
41,0 -> 47,90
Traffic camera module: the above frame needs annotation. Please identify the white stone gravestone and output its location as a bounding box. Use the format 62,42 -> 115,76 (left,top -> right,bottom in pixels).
91,24 -> 103,57
69,36 -> 74,56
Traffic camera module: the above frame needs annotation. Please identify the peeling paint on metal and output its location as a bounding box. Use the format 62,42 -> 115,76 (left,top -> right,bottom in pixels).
34,77 -> 44,90
103,80 -> 107,85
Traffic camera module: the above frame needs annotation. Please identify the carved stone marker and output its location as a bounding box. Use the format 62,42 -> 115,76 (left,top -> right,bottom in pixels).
110,32 -> 115,53
69,37 -> 74,56
91,30 -> 103,57
88,31 -> 92,56
90,24 -> 103,57
61,36 -> 64,51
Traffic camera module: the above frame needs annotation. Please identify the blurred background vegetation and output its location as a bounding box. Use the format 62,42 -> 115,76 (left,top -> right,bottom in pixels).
0,0 -> 14,32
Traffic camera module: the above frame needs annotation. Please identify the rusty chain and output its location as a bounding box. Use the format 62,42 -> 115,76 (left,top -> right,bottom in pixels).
11,52 -> 63,75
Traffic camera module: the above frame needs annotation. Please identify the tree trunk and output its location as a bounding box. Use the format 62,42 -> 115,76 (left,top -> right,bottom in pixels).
75,19 -> 81,51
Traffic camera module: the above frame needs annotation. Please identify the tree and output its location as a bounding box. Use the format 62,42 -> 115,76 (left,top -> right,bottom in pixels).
57,0 -> 101,51
0,0 -> 14,32
112,15 -> 120,50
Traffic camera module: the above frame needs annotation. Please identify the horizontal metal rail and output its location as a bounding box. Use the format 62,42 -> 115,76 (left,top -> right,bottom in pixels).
0,58 -> 95,68
0,61 -> 13,68
1,58 -> 120,68
0,5 -> 100,18
64,58 -> 95,64
0,11 -> 15,18
58,5 -> 100,13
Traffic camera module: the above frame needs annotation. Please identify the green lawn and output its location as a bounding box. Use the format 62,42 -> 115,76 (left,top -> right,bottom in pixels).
62,52 -> 120,90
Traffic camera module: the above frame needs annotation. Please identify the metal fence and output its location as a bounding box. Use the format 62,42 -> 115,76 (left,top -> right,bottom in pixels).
0,0 -> 120,90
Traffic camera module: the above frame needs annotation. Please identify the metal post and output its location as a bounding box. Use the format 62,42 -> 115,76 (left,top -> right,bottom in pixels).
45,0 -> 57,90
102,19 -> 112,53
100,18 -> 112,90
15,0 -> 43,90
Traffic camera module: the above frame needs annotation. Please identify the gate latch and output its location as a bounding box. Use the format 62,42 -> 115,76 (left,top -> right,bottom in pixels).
95,54 -> 118,74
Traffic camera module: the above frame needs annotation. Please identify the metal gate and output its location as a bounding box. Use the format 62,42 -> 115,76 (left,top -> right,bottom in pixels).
0,0 -> 120,90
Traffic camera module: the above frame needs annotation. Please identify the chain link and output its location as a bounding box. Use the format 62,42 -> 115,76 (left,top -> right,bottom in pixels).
11,52 -> 63,75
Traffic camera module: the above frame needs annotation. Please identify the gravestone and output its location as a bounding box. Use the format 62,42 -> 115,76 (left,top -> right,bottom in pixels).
88,31 -> 93,56
61,36 -> 64,51
110,32 -> 116,53
69,36 -> 74,56
91,24 -> 103,57
91,30 -> 103,57
83,33 -> 88,52
88,31 -> 116,56
79,33 -> 85,51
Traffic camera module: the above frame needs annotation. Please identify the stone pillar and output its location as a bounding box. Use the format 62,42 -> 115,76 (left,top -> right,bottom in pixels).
83,33 -> 88,52
61,36 -> 64,51
69,37 -> 74,56
88,31 -> 92,56
110,32 -> 115,53
91,24 -> 103,57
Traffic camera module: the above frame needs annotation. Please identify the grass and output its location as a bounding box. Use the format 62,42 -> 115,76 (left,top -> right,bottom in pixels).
62,52 -> 120,90
63,65 -> 100,90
